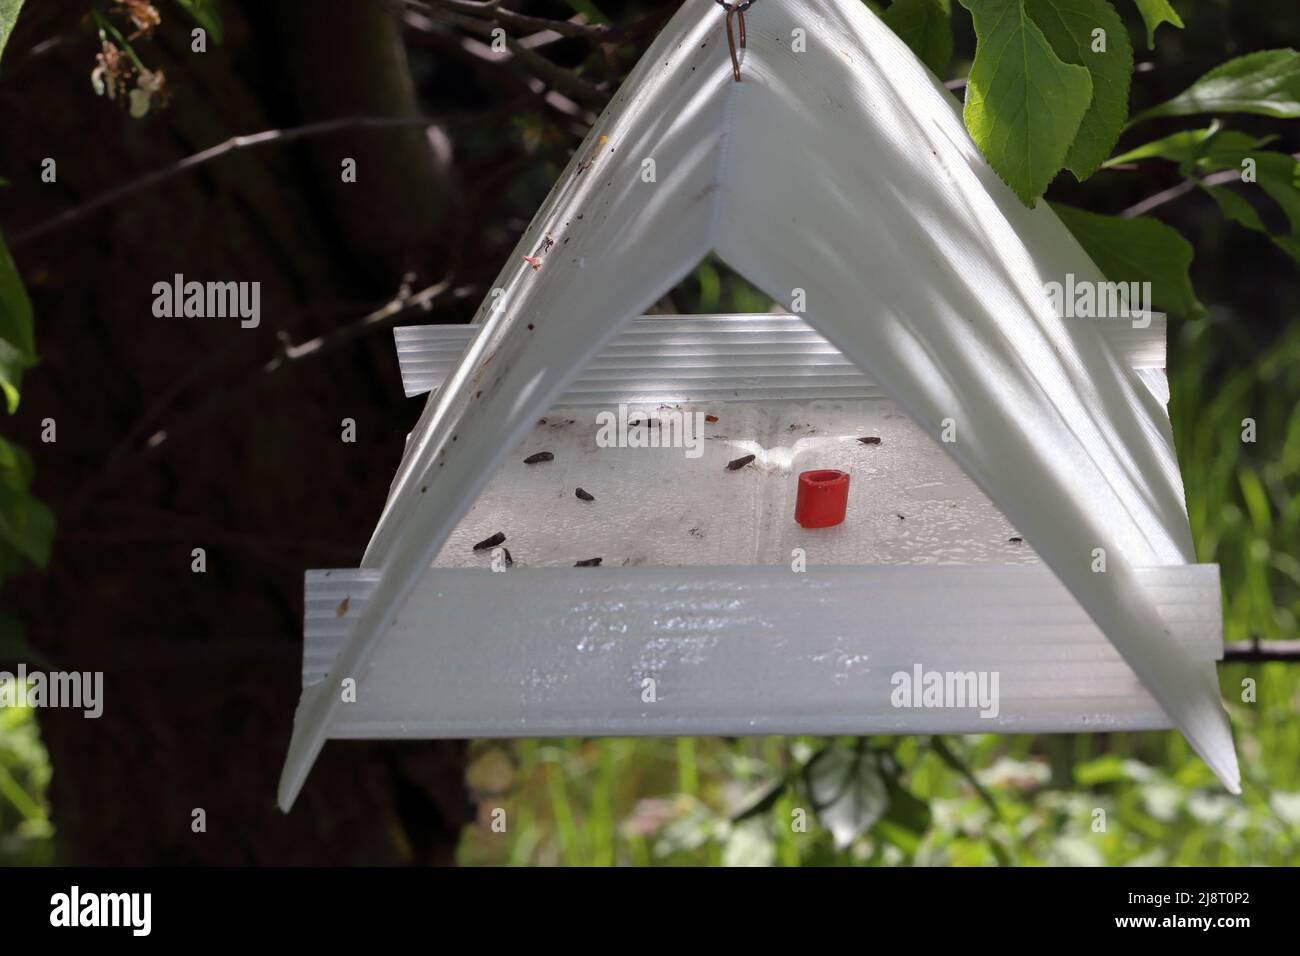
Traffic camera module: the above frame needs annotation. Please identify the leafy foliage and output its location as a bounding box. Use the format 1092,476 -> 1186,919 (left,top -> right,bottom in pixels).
0,0 -> 52,863
0,233 -> 34,415
883,0 -> 953,77
804,742 -> 890,849
1130,0 -> 1182,50
1027,0 -> 1133,180
0,0 -> 23,64
1051,203 -> 1201,317
1102,121 -> 1300,267
1133,49 -> 1300,123
959,0 -> 1094,204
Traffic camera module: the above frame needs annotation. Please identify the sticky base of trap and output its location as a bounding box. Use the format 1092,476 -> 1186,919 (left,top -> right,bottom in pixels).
430,398 -> 1040,570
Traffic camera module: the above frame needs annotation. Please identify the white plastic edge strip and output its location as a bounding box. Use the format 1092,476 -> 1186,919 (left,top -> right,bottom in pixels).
303,564 -> 1221,738
394,313 -> 1168,402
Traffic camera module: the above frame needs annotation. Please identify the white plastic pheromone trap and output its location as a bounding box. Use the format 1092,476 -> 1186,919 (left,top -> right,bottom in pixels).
278,0 -> 1238,810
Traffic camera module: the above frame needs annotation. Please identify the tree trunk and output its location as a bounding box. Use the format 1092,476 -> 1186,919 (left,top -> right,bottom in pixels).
1,0 -> 471,865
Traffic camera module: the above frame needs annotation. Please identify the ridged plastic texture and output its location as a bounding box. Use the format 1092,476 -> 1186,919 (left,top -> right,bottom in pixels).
278,0 -> 1236,810
303,564 -> 1221,737
394,314 -> 1168,403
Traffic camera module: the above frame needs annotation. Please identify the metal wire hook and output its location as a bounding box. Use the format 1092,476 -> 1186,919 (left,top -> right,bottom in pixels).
713,0 -> 757,82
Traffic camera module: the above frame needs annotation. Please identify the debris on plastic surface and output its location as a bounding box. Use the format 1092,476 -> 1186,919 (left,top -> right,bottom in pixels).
473,531 -> 507,551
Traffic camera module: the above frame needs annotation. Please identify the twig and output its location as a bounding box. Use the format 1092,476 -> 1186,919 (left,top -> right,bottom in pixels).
1222,638 -> 1300,663
10,115 -> 444,247
405,3 -> 606,106
64,277 -> 475,519
401,0 -> 614,41
1120,153 -> 1300,219
1120,178 -> 1201,219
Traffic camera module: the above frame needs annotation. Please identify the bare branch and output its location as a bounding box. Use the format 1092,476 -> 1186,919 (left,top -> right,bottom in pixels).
1222,638 -> 1300,663
399,0 -> 614,41
403,3 -> 606,106
1120,153 -> 1300,219
64,277 -> 476,519
11,115 -> 444,247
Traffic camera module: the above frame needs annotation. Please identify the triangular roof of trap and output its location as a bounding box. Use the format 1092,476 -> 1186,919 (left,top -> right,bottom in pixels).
279,0 -> 1238,809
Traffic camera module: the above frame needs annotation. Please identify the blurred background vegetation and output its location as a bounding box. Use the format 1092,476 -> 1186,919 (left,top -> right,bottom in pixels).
1,0 -> 1298,865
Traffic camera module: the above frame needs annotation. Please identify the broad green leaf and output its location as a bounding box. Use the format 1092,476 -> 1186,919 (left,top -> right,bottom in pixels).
0,230 -> 35,414
1105,123 -> 1271,171
1203,183 -> 1267,233
1026,0 -> 1133,180
0,436 -> 53,568
1052,202 -> 1202,316
875,776 -> 932,855
804,745 -> 890,850
1133,49 -> 1300,123
884,0 -> 953,77
1131,0 -> 1182,49
0,0 -> 25,64
173,0 -> 223,45
959,0 -> 1094,205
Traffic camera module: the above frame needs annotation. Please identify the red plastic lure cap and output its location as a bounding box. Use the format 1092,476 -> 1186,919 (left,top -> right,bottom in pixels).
795,469 -> 850,528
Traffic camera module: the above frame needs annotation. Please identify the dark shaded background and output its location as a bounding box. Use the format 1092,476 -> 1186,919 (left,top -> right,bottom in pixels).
0,0 -> 1296,864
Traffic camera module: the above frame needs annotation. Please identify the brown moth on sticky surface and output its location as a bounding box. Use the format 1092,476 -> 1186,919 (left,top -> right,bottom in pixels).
473,531 -> 507,551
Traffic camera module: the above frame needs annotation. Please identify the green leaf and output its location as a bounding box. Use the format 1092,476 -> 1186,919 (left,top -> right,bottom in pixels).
0,230 -> 35,414
884,0 -> 954,77
173,0 -> 223,44
0,436 -> 53,569
0,0 -> 26,65
1203,182 -> 1267,233
804,744 -> 890,850
1131,0 -> 1182,49
1104,122 -> 1270,169
1194,149 -> 1300,266
730,777 -> 789,823
875,775 -> 932,855
959,0 -> 1094,205
1133,49 -> 1300,124
1026,0 -> 1133,180
1051,202 -> 1202,317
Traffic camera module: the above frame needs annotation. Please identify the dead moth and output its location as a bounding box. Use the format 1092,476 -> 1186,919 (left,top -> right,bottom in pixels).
575,487 -> 595,501
473,531 -> 507,551
858,436 -> 882,445
574,557 -> 602,567
524,451 -> 554,464
726,454 -> 756,471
